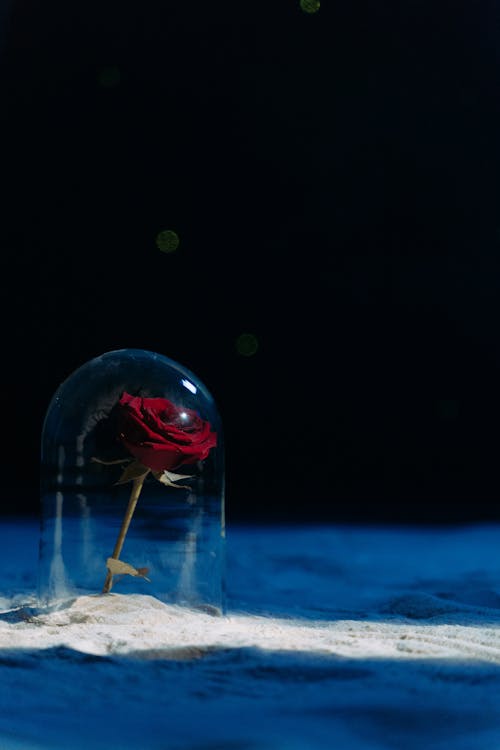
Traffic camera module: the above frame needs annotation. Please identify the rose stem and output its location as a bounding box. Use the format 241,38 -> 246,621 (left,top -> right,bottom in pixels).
102,474 -> 147,594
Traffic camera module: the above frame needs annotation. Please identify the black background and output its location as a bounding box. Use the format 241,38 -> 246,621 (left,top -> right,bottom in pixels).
1,0 -> 499,523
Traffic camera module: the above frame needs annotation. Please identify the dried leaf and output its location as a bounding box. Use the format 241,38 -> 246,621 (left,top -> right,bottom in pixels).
114,461 -> 150,485
152,470 -> 193,489
91,456 -> 133,466
106,557 -> 151,582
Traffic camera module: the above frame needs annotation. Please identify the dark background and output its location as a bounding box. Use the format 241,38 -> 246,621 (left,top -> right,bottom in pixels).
1,0 -> 499,523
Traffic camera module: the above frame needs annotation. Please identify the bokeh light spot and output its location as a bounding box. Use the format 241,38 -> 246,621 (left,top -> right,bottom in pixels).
300,0 -> 320,13
236,333 -> 259,357
438,399 -> 459,421
156,230 -> 180,254
98,66 -> 121,87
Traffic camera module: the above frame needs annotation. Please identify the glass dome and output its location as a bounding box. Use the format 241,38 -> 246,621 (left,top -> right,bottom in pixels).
38,348 -> 225,614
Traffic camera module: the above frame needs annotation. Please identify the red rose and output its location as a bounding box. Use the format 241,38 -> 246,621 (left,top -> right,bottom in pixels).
115,392 -> 217,472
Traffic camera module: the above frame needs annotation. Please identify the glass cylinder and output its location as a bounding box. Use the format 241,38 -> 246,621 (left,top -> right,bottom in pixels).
38,348 -> 225,614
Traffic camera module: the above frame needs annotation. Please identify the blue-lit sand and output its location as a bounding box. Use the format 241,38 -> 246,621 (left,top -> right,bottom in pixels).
0,519 -> 499,749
